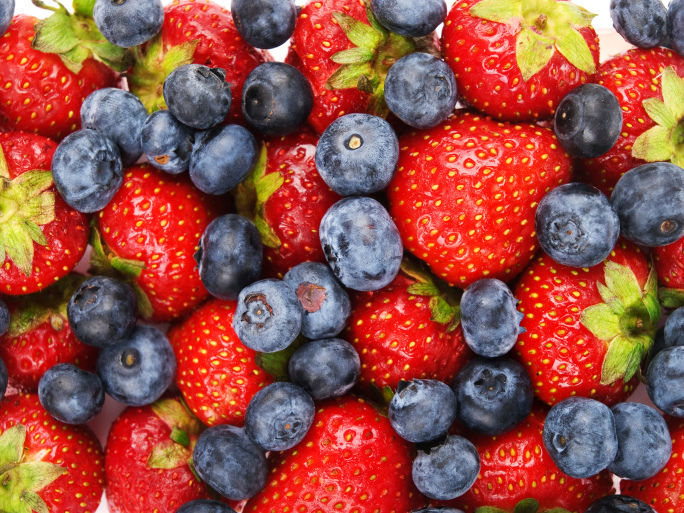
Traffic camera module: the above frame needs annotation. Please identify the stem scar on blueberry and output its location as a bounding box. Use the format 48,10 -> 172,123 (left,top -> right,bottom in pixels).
121,348 -> 140,369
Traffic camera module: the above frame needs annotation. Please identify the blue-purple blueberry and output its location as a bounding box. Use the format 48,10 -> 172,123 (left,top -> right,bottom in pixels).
0,298 -> 8,337
231,0 -> 297,49
0,0 -> 13,37
611,0 -> 667,48
176,500 -> 236,513
0,358 -> 7,403
647,345 -> 684,417
663,306 -> 684,351
141,110 -> 195,174
38,363 -> 105,424
584,495 -> 657,513
668,0 -> 684,57
371,0 -> 446,37
93,0 -> 164,48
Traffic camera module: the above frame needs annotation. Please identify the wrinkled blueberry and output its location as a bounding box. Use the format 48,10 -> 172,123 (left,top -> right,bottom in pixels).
141,110 -> 195,175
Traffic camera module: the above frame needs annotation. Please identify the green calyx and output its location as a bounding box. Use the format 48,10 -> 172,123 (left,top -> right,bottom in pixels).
255,335 -> 306,381
470,0 -> 596,81
148,398 -> 203,470
0,425 -> 66,513
580,260 -> 660,386
475,499 -> 571,513
659,287 -> 684,309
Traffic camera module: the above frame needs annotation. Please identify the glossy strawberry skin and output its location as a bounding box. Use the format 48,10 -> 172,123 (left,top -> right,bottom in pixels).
654,238 -> 684,289
387,111 -> 573,288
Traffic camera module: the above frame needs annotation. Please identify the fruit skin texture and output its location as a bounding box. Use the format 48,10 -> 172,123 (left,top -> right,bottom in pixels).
388,111 -> 573,287
654,238 -> 684,307
0,15 -> 116,140
244,395 -> 422,513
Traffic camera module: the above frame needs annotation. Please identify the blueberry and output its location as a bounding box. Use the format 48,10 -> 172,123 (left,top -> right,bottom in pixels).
668,0 -> 684,57
177,500 -> 236,513
412,435 -> 480,500
81,88 -> 147,166
371,0 -> 446,37
141,110 -> 195,175
93,0 -> 164,48
242,62 -> 313,136
245,382 -> 315,451
412,509 -> 464,513
0,0 -> 14,37
663,306 -> 684,351
38,363 -> 105,424
610,162 -> 684,247
542,397 -> 618,478
190,125 -> 259,195
535,183 -> 620,268
459,279 -> 524,358
611,0 -> 667,48
651,326 -> 668,358
96,325 -> 176,406
51,129 -> 123,213
288,338 -> 360,400
608,402 -> 671,480
384,53 -> 458,130
192,425 -> 268,501
196,214 -> 263,301
67,276 -> 137,348
646,346 -> 684,417
453,357 -> 533,436
389,379 -> 457,443
283,262 -> 351,339
0,357 -> 7,403
233,279 -> 303,353
232,0 -> 297,49
163,64 -> 232,130
0,298 -> 9,336
584,495 -> 657,513
319,196 -> 403,291
554,84 -> 623,159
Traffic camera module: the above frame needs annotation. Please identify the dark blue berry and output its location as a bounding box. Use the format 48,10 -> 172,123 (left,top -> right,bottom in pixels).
453,357 -> 533,436
0,298 -> 9,337
412,509 -> 464,513
412,435 -> 480,500
245,382 -> 315,451
536,183 -> 620,268
319,196 -> 403,291
663,306 -> 684,351
315,114 -> 398,196
67,276 -> 137,348
0,357 -> 7,403
0,0 -> 14,37
51,129 -> 123,213
610,162 -> 684,247
242,62 -> 313,136
584,495 -> 657,513
233,279 -> 303,353
459,279 -> 524,357
192,425 -> 268,501
163,65 -> 232,130
651,326 -> 668,359
232,0 -> 297,49
608,402 -> 671,480
389,379 -> 457,443
96,325 -> 176,406
283,262 -> 351,339
177,500 -> 236,513
93,0 -> 164,48
542,397 -> 618,478
668,0 -> 684,57
647,346 -> 684,417
611,0 -> 667,48
141,110 -> 195,175
384,53 -> 457,130
288,338 -> 360,400
371,0 -> 446,37
190,124 -> 258,195
38,363 -> 105,424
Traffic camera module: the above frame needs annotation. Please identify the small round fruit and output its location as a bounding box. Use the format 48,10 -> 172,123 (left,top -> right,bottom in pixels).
38,363 -> 105,424
231,0 -> 297,49
94,0 -> 164,48
371,0 -> 446,37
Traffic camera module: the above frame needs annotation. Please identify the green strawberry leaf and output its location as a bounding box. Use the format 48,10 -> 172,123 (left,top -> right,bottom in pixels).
662,66 -> 684,121
132,284 -> 154,320
553,24 -> 596,75
21,491 -> 50,513
406,282 -> 441,297
255,336 -> 306,381
72,0 -> 95,17
474,507 -> 509,513
624,337 -> 647,382
32,9 -> 80,55
643,98 -> 677,129
147,440 -> 192,470
659,287 -> 684,309
469,0 -> 522,23
363,0 -> 389,37
644,293 -> 661,325
110,256 -> 146,278
330,47 -> 375,65
332,12 -> 383,50
0,426 -> 26,468
514,498 -> 540,513
601,335 -> 636,385
580,303 -> 621,340
152,397 -> 202,436
558,2 -> 596,27
516,29 -> 556,82
596,281 -> 625,315
326,63 -> 374,91
632,125 -> 674,162
603,261 -> 642,308
12,462 -> 65,492
429,296 -> 458,325
546,509 -> 572,513
161,40 -> 199,77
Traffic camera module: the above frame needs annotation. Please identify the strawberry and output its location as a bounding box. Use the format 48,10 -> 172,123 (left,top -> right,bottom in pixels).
0,274 -> 98,391
653,238 -> 684,309
234,128 -> 341,279
0,392 -> 105,513
577,48 -> 684,195
167,299 -> 274,427
387,110 -> 573,288
105,395 -> 213,513
441,0 -> 600,122
91,164 -> 224,322
0,132 -> 89,296
244,395 -> 422,513
622,416 -> 684,513
514,241 -> 658,407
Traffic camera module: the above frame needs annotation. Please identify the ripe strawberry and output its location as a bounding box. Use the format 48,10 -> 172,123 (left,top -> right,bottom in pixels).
244,395 -> 422,513
514,241 -> 658,407
441,0 -> 600,122
577,48 -> 684,195
234,128 -> 341,279
0,393 -> 105,513
92,164 -> 224,322
387,111 -> 573,288
0,132 -> 89,296
167,299 -> 274,427
653,238 -> 684,309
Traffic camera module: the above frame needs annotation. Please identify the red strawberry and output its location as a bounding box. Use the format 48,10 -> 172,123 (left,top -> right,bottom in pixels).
105,395 -> 212,513
235,128 -> 341,279
654,238 -> 684,309
0,132 -> 89,296
514,241 -> 658,406
0,274 -> 98,391
92,164 -> 224,322
167,299 -> 274,427
578,48 -> 684,195
244,395 -> 422,513
387,111 -> 573,288
0,393 -> 105,513
441,0 -> 600,122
